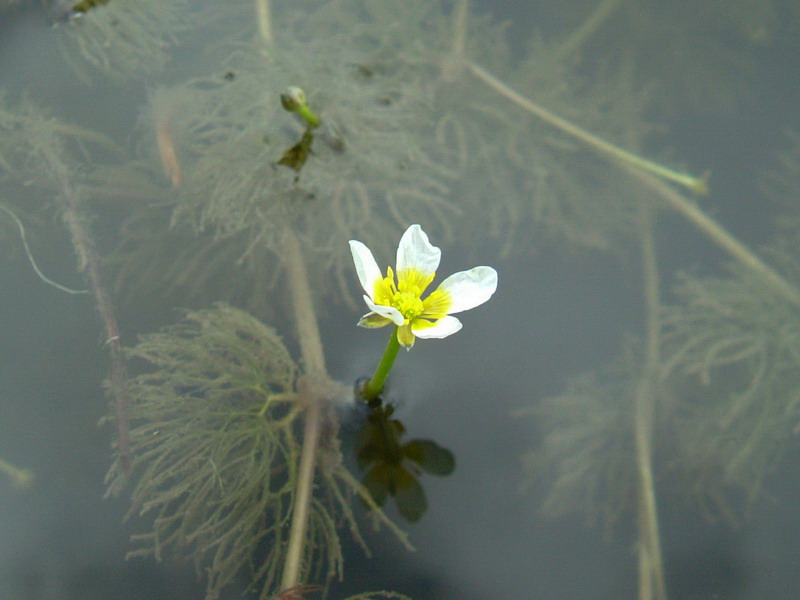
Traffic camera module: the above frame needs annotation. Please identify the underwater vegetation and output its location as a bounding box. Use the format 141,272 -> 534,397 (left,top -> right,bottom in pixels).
1,0 -> 800,599
105,303 -> 412,598
53,0 -> 188,78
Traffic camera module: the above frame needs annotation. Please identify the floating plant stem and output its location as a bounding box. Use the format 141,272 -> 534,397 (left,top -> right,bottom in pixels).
281,393 -> 322,592
628,167 -> 800,309
255,0 -> 272,47
361,328 -> 401,402
438,0 -> 470,82
62,193 -> 133,476
451,0 -> 468,59
283,229 -> 328,380
633,204 -> 667,600
280,227 -> 333,592
466,61 -> 709,196
467,61 -> 800,309
25,118 -> 134,477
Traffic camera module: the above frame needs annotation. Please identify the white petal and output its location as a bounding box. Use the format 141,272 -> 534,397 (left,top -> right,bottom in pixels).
413,316 -> 462,339
437,266 -> 498,314
396,224 -> 440,277
349,240 -> 383,299
364,295 -> 405,326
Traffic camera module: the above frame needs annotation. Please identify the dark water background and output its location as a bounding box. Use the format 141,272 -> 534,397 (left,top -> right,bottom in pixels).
1,1 -> 800,599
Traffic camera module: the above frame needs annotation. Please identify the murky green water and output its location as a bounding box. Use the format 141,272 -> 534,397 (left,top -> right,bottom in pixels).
1,1 -> 800,599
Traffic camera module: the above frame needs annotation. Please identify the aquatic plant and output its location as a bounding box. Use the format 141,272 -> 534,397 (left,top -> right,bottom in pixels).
111,0 -> 697,306
106,304 -> 389,599
0,94 -> 134,471
4,0 -> 799,599
519,351 -> 639,532
54,0 -> 189,79
513,7 -> 800,595
350,223 -> 497,400
537,0 -> 783,116
164,4 -> 462,300
661,260 -> 800,512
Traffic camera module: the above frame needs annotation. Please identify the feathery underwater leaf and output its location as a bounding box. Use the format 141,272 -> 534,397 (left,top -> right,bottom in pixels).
662,261 -> 800,511
518,352 -> 639,532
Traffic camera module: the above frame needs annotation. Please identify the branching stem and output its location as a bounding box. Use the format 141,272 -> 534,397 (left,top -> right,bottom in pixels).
280,227 -> 332,591
31,130 -> 133,476
61,194 -> 132,476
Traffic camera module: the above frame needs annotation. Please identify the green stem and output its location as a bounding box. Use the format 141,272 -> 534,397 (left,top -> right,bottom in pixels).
466,61 -> 708,195
281,87 -> 321,129
627,167 -> 800,309
634,204 -> 667,600
297,106 -> 321,129
362,328 -> 401,401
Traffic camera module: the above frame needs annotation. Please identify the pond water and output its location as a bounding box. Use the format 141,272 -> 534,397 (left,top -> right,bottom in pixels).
1,1 -> 800,599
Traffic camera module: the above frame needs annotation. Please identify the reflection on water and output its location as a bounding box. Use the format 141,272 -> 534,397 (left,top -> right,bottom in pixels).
1,0 -> 800,599
355,398 -> 455,523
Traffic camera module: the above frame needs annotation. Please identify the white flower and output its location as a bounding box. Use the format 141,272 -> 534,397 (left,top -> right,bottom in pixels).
349,224 -> 498,348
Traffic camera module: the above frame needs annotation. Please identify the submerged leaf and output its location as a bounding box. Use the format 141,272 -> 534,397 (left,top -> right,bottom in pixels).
354,401 -> 454,522
402,439 -> 455,476
519,352 -> 639,532
393,471 -> 427,523
71,0 -> 110,13
662,262 -> 800,512
278,129 -> 315,173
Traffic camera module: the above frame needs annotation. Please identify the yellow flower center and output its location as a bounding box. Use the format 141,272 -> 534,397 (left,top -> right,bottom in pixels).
393,291 -> 425,320
373,267 -> 437,324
